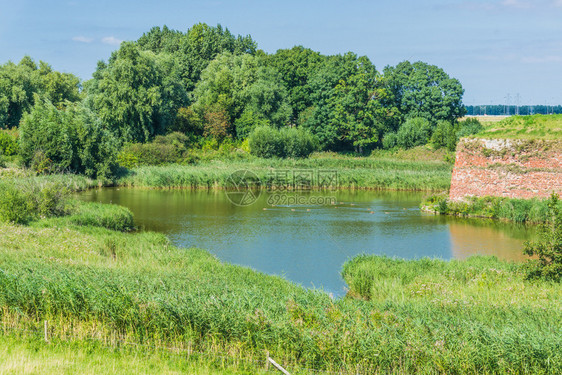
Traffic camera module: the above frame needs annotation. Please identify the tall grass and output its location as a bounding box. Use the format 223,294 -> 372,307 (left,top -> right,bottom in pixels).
342,255 -> 562,374
119,154 -> 452,191
422,194 -> 561,224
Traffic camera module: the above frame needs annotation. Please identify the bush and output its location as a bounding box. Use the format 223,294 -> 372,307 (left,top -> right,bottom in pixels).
457,117 -> 484,138
19,98 -> 119,179
117,132 -> 192,167
431,120 -> 458,151
0,181 -> 70,224
0,184 -> 33,224
382,132 -> 398,149
248,126 -> 318,158
247,126 -> 284,158
524,193 -> 562,281
280,127 -> 319,158
0,129 -> 18,156
394,117 -> 431,149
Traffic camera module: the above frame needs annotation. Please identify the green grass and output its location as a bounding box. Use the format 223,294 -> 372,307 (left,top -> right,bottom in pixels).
342,255 -> 562,374
119,152 -> 453,191
422,194 -> 562,224
474,114 -> 562,140
0,335 -> 268,374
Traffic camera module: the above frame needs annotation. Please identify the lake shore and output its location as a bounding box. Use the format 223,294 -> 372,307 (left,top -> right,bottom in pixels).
0,202 -> 560,374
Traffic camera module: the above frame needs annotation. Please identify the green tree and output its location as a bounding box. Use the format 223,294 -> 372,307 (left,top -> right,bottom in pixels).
136,23 -> 257,93
0,56 -> 80,129
382,61 -> 465,125
86,42 -> 187,143
266,46 -> 323,123
19,97 -> 118,178
301,53 -> 392,152
192,52 -> 291,138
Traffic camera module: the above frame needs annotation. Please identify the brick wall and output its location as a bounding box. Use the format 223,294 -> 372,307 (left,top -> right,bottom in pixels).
449,138 -> 562,200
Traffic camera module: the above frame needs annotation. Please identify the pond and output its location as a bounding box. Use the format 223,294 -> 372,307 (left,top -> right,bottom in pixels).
80,188 -> 535,295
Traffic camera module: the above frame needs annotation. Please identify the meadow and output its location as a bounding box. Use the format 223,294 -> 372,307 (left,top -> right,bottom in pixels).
473,114 -> 562,140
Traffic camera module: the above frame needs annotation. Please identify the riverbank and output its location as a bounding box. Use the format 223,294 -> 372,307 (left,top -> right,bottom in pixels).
421,194 -> 562,224
118,152 -> 453,191
0,187 -> 561,373
1,150 -> 453,193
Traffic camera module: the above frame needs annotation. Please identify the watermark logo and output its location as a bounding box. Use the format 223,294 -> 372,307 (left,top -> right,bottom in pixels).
225,169 -> 338,207
225,170 -> 262,206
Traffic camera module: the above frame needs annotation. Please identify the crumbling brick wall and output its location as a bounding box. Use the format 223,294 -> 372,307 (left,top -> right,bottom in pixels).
449,138 -> 562,200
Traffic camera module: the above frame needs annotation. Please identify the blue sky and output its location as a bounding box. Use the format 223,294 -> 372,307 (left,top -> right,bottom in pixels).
1,0 -> 561,105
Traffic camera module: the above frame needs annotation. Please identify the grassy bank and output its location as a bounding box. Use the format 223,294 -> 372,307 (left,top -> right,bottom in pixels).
474,114 -> 562,140
421,194 -> 562,224
0,199 -> 560,373
342,255 -> 562,374
118,151 -> 453,191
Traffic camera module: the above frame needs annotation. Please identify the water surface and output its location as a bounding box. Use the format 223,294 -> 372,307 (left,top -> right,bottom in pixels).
81,188 -> 534,295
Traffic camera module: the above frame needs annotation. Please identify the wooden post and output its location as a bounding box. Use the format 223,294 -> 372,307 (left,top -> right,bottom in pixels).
44,320 -> 48,342
265,351 -> 270,370
267,355 -> 291,375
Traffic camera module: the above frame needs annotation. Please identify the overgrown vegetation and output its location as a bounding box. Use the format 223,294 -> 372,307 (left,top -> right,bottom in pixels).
118,154 -> 453,191
341,255 -> 562,373
421,194 -> 562,224
524,194 -> 562,281
248,125 -> 319,158
0,204 -> 560,373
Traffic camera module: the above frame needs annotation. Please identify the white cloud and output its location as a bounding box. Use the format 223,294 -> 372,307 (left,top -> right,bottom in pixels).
501,0 -> 532,9
72,36 -> 93,43
521,55 -> 562,63
101,36 -> 123,46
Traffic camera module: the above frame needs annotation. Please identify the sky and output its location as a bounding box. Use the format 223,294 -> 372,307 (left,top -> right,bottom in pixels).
1,0 -> 561,105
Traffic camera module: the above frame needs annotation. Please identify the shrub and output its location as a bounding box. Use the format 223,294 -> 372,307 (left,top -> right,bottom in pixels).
280,127 -> 319,158
395,117 -> 431,149
0,184 -> 33,224
431,120 -> 458,151
0,129 -> 18,156
248,126 -> 319,158
524,193 -> 562,281
248,126 -> 284,158
19,98 -> 119,179
0,180 -> 70,224
117,132 -> 191,167
457,117 -> 484,138
382,132 -> 398,149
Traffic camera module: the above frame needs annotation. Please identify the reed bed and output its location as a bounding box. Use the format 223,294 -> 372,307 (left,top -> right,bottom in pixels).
119,155 -> 452,191
422,194 -> 562,224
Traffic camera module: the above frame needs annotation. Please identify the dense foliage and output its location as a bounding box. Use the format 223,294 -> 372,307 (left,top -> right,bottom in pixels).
248,126 -> 318,158
0,23 -> 471,171
19,98 -> 118,178
0,57 -> 80,129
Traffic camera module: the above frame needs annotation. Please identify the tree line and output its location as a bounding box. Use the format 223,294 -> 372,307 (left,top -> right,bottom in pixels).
466,105 -> 562,116
1,23 -> 473,177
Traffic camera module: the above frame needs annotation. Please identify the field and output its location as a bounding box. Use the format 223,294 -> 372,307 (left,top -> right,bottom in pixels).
473,114 -> 562,140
